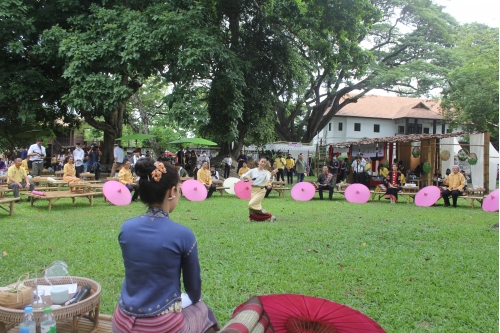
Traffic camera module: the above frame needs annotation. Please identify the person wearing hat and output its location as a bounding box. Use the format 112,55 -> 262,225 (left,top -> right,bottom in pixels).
274,152 -> 286,182
111,143 -> 125,177
73,142 -> 85,177
27,138 -> 46,177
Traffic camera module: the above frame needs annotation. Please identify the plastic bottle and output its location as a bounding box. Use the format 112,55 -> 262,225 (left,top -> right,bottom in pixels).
19,306 -> 36,333
40,307 -> 56,333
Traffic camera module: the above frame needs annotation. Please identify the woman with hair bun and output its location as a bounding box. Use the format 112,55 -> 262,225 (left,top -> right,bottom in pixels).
112,158 -> 219,333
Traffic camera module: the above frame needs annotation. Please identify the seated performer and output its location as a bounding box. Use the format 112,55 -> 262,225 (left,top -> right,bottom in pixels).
384,163 -> 402,203
63,156 -> 81,192
112,158 -> 219,333
316,166 -> 334,200
442,165 -> 466,208
238,161 -> 250,177
197,161 -> 217,198
7,158 -> 34,203
119,160 -> 139,202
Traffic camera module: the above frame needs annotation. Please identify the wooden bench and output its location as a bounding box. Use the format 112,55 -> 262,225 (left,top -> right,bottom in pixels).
0,197 -> 19,216
371,184 -> 419,204
270,181 -> 290,197
0,186 -> 59,198
211,180 -> 229,196
22,190 -> 103,210
459,188 -> 486,208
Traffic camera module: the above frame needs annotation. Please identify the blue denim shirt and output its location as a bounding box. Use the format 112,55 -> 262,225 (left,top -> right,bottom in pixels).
118,207 -> 201,317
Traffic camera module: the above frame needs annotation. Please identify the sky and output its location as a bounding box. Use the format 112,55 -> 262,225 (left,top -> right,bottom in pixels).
434,0 -> 499,27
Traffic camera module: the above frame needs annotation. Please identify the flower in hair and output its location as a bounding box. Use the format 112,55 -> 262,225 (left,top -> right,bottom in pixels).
151,162 -> 167,182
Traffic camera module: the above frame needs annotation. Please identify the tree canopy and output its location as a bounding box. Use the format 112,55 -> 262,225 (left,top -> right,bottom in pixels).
440,23 -> 499,147
2,0 -> 494,158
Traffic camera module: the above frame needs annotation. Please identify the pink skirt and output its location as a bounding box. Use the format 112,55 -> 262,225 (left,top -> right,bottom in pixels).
112,301 -> 218,333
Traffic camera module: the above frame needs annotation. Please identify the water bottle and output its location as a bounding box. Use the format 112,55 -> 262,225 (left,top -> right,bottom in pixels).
40,307 -> 56,333
19,306 -> 36,333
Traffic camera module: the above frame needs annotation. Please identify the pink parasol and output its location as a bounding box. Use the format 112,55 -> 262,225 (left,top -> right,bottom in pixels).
234,180 -> 252,200
223,177 -> 240,195
482,189 -> 499,212
344,184 -> 370,203
291,182 -> 316,201
415,186 -> 441,207
103,181 -> 132,206
181,179 -> 208,201
255,294 -> 386,333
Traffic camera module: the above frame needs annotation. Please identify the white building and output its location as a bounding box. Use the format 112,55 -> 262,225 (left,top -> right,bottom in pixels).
314,95 -> 451,145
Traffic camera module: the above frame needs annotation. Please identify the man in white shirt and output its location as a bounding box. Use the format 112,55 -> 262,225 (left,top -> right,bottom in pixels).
130,149 -> 142,175
351,154 -> 367,184
222,154 -> 232,178
27,138 -> 46,177
197,151 -> 210,169
110,143 -> 125,177
73,142 -> 85,177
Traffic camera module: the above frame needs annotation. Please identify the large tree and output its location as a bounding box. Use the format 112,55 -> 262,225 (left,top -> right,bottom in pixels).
199,0 -> 458,145
440,23 -> 499,147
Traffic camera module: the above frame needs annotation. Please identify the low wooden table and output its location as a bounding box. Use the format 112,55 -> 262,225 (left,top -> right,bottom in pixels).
23,191 -> 103,210
0,276 -> 101,333
0,197 -> 18,216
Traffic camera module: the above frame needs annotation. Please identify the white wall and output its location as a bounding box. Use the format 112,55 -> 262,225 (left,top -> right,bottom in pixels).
314,118 -> 453,145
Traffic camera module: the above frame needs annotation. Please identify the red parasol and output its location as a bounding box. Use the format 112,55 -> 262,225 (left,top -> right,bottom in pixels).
164,151 -> 176,157
291,182 -> 316,201
254,294 -> 386,333
482,189 -> 499,212
181,180 -> 208,201
415,186 -> 441,207
223,177 -> 240,195
103,181 -> 132,206
344,184 -> 370,203
234,180 -> 252,200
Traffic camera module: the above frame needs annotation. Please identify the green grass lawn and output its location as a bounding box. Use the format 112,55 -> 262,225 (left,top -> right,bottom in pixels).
0,185 -> 498,332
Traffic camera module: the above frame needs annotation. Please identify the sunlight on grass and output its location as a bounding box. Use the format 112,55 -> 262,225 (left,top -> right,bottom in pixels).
0,192 -> 497,332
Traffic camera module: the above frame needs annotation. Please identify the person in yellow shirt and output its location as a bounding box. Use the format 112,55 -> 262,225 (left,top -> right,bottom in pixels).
119,160 -> 139,201
63,156 -> 81,192
274,153 -> 286,182
442,165 -> 466,207
378,165 -> 389,178
21,157 -> 29,172
285,154 -> 295,184
238,161 -> 250,177
7,158 -> 34,202
197,161 -> 216,198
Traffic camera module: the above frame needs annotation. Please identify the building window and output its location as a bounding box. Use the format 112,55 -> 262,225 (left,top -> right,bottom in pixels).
338,122 -> 343,131
374,124 -> 380,133
329,123 -> 332,131
423,127 -> 430,134
408,123 -> 415,134
398,126 -> 405,134
354,123 -> 361,131
417,124 -> 422,134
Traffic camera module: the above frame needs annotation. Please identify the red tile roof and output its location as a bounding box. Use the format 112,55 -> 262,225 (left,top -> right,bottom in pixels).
332,95 -> 442,119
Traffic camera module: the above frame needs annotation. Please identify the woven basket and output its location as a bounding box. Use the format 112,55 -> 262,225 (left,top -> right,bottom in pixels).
440,150 -> 450,161
0,276 -> 101,325
468,153 -> 478,165
457,148 -> 469,161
